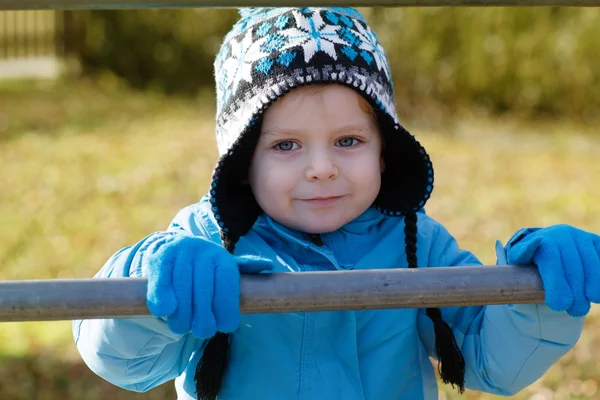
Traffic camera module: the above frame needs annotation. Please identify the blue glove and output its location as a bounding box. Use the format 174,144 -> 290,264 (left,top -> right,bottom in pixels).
144,234 -> 274,338
506,224 -> 600,317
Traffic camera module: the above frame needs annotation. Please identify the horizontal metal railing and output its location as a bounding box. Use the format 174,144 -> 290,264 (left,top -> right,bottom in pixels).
0,265 -> 545,322
1,0 -> 599,10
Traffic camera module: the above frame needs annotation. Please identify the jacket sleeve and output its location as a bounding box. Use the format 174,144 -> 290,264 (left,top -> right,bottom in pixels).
417,221 -> 585,396
72,204 -> 216,392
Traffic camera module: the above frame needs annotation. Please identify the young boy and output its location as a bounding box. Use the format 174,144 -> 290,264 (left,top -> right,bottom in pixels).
73,7 -> 600,400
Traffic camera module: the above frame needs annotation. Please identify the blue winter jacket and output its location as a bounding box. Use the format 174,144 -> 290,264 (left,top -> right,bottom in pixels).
73,194 -> 584,399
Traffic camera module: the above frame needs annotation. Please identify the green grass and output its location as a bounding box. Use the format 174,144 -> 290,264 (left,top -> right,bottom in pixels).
1,78 -> 600,399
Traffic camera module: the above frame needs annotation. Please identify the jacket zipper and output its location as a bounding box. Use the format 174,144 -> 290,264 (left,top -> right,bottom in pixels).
308,233 -> 324,247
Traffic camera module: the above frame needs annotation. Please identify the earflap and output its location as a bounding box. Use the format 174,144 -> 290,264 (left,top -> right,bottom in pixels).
210,123 -> 263,249
374,112 -> 434,217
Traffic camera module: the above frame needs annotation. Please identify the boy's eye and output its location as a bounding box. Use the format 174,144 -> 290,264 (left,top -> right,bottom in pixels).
337,137 -> 359,147
275,141 -> 298,151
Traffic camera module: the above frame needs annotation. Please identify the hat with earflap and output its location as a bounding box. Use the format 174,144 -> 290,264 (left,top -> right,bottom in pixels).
197,7 -> 465,400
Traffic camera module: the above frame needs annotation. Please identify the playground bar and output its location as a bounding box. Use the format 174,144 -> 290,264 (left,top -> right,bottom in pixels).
0,265 -> 545,322
0,0 -> 599,10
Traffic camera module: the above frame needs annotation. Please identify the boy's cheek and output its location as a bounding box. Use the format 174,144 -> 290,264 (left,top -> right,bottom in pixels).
254,167 -> 294,194
256,157 -> 298,181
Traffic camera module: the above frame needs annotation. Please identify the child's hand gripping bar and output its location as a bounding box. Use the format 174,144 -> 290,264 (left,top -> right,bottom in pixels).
0,265 -> 544,322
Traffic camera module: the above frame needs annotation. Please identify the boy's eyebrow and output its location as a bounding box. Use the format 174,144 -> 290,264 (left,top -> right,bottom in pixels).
260,129 -> 303,138
261,122 -> 376,137
332,122 -> 375,134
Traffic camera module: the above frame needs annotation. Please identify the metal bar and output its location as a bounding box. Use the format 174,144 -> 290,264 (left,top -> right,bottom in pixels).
54,8 -> 62,57
17,10 -> 23,57
0,0 -> 599,10
23,9 -> 29,57
1,12 -> 7,58
35,10 -> 41,56
11,10 -> 17,58
0,265 -> 545,322
45,10 -> 52,56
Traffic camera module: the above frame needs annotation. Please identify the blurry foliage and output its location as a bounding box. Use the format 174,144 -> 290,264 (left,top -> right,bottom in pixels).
365,7 -> 600,121
73,9 -> 239,94
69,8 -> 600,120
0,353 -> 174,399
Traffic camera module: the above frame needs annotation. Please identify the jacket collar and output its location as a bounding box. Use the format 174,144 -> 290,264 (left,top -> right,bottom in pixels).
252,206 -> 386,264
257,206 -> 383,239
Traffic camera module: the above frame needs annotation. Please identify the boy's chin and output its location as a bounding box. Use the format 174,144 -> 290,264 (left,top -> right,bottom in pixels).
288,216 -> 353,234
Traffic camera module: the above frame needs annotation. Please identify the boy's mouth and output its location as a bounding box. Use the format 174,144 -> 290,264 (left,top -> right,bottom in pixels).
299,195 -> 346,206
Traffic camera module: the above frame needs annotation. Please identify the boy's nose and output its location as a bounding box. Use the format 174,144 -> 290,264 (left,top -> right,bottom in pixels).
305,151 -> 339,181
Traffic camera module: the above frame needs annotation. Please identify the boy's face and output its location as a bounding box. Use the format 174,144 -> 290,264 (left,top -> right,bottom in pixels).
248,84 -> 384,234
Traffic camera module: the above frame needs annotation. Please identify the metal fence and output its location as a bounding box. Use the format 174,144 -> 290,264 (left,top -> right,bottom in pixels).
0,10 -> 64,59
0,10 -> 70,78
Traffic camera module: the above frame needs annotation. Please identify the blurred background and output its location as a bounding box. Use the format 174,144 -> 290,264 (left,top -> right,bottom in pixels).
0,7 -> 599,400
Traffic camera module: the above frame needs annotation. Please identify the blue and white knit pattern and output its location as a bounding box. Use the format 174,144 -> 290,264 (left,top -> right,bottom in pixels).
213,7 -> 398,156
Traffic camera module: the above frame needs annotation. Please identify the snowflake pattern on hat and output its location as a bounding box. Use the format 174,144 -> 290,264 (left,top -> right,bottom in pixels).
222,30 -> 269,95
214,7 -> 398,156
278,10 -> 349,63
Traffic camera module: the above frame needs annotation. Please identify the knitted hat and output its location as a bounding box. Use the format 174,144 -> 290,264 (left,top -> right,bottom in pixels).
210,7 -> 434,248
196,8 -> 464,400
